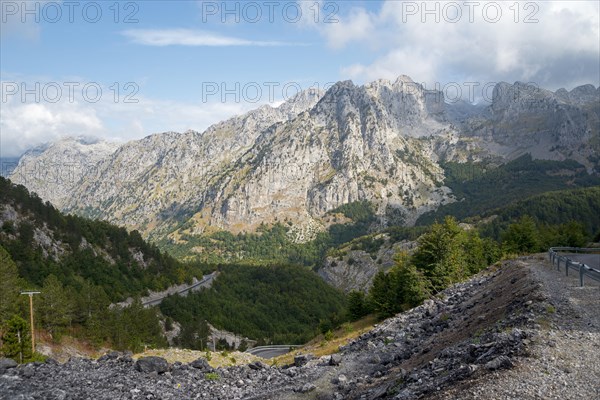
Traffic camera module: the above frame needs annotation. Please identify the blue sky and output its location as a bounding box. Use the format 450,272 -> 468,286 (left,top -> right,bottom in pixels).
1,0 -> 599,157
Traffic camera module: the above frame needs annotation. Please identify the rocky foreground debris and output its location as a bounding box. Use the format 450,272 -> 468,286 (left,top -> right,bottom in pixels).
2,256 -> 596,400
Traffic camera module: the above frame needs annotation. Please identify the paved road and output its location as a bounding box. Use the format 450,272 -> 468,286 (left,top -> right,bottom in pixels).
560,253 -> 600,270
142,271 -> 218,307
246,345 -> 301,359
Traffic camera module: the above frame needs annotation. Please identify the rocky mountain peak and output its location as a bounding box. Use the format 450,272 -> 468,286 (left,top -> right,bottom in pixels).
10,137 -> 119,208
8,76 -> 599,240
564,84 -> 599,105
276,87 -> 325,117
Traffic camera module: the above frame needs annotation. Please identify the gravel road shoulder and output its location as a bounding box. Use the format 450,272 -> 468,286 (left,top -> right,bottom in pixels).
432,254 -> 600,400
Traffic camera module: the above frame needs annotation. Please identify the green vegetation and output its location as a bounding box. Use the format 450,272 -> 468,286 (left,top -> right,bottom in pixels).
0,177 -> 184,356
2,157 -> 598,361
159,200 -> 377,266
346,290 -> 369,321
1,315 -> 32,363
417,155 -> 600,225
365,217 -> 499,319
204,372 -> 220,381
356,184 -> 599,321
0,177 -> 204,301
160,264 -> 346,346
478,186 -> 600,246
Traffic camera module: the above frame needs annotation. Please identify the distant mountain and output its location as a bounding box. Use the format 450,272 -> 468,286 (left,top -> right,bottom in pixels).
452,82 -> 600,166
9,137 -> 118,209
0,157 -> 20,177
9,77 -> 599,252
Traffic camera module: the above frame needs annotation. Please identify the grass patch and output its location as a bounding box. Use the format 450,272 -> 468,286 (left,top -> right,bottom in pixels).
272,314 -> 378,366
204,372 -> 220,381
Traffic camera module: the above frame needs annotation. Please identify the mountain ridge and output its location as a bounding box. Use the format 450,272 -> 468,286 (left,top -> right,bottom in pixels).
9,76 -> 599,247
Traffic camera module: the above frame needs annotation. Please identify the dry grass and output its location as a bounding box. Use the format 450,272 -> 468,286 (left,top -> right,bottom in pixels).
272,315 -> 378,366
133,348 -> 264,368
36,331 -> 106,363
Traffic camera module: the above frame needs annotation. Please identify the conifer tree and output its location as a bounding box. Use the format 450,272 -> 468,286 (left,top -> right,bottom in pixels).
1,315 -> 31,363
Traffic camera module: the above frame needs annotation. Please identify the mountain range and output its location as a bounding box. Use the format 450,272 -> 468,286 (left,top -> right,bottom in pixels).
9,76 -> 600,248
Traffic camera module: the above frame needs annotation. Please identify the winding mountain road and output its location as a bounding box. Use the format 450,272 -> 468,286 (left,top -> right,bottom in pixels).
142,272 -> 218,308
246,345 -> 301,359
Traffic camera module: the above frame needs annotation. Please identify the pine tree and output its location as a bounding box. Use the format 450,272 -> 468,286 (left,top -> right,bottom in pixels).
39,274 -> 74,338
0,245 -> 23,323
390,256 -> 430,309
1,315 -> 31,363
347,290 -> 368,321
412,217 -> 466,291
368,271 -> 395,318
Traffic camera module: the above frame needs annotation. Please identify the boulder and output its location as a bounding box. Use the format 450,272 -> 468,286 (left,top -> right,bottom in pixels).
135,356 -> 169,374
248,361 -> 268,370
296,383 -> 316,393
0,358 -> 17,374
98,351 -> 121,362
189,357 -> 213,371
328,354 -> 342,366
294,354 -> 313,367
485,355 -> 513,370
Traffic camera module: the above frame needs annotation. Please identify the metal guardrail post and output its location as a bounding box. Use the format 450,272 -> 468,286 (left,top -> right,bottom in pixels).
550,247 -> 600,288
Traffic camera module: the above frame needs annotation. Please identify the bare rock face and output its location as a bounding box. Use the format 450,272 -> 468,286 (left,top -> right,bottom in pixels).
9,137 -> 118,209
458,82 -> 600,169
205,77 -> 451,233
318,236 -> 417,293
9,77 -> 599,239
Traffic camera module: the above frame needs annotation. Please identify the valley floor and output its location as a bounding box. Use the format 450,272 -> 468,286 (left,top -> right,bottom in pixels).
1,255 -> 598,399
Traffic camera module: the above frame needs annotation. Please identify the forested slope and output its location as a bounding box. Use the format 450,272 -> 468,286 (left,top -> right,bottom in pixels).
0,177 -> 202,300
160,264 -> 347,346
417,155 -> 600,225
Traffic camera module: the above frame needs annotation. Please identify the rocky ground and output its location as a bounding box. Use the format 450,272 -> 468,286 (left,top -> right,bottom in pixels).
1,255 -> 598,400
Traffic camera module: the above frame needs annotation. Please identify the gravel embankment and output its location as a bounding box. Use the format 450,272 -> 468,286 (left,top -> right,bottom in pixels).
431,255 -> 600,400
1,255 -> 597,399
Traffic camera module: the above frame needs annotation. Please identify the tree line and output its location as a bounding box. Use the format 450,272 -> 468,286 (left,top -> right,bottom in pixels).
347,198 -> 599,322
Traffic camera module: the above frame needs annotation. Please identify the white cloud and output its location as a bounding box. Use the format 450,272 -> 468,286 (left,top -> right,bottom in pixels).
121,28 -> 304,47
316,1 -> 600,91
0,79 -> 260,157
0,101 -> 104,157
314,6 -> 374,49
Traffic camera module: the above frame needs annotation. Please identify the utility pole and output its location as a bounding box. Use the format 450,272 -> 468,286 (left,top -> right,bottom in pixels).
20,291 -> 40,355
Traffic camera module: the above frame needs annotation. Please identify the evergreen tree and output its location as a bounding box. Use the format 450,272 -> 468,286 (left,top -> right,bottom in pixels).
412,217 -> 468,291
368,271 -> 395,318
1,315 -> 31,363
0,245 -> 22,323
38,274 -> 74,338
238,339 -> 248,352
73,280 -> 110,324
390,258 -> 430,309
347,290 -> 368,321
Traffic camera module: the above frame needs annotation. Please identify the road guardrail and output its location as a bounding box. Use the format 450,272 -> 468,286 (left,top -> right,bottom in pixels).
548,247 -> 600,287
246,345 -> 302,358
